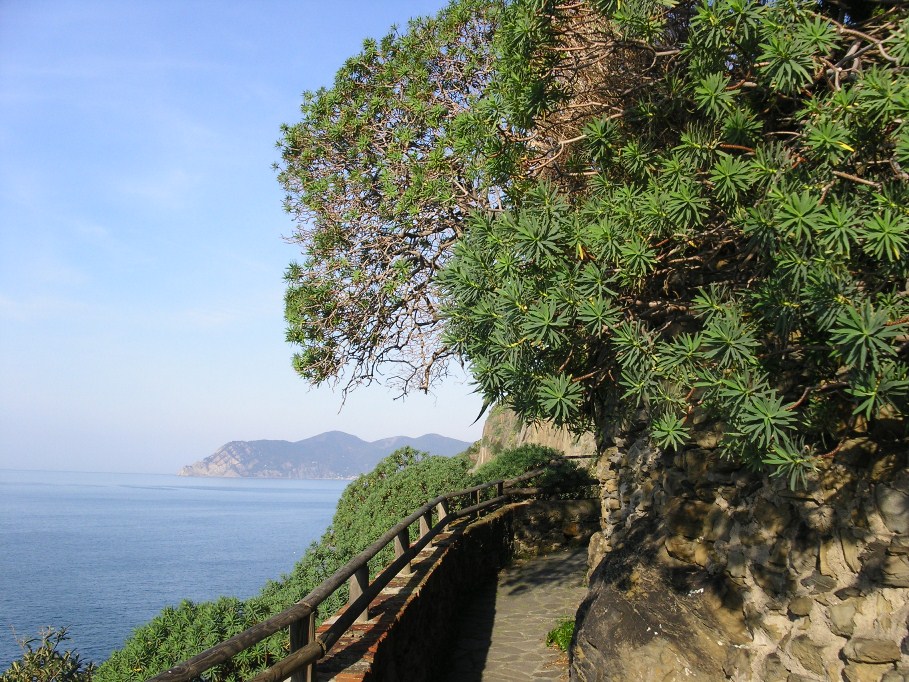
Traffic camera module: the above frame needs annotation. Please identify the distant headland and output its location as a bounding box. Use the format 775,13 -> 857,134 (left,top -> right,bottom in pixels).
178,431 -> 472,479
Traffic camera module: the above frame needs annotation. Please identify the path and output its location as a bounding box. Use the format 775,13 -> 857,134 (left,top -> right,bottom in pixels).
443,546 -> 589,681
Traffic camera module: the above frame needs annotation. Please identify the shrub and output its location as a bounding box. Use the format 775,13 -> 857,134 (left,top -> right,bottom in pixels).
330,447 -> 473,577
440,0 -> 909,488
1,627 -> 94,682
470,444 -> 593,498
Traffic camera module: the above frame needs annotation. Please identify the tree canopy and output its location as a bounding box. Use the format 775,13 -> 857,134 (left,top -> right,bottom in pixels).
277,0 -> 502,396
281,0 -> 909,484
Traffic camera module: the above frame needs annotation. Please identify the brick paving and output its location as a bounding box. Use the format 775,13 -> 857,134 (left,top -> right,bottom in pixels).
442,547 -> 589,681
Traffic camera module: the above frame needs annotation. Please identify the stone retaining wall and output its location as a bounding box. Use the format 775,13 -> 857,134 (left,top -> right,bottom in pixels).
512,498 -> 601,557
574,430 -> 909,681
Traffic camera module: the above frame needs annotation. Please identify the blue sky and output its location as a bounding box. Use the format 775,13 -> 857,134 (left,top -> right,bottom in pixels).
0,0 -> 485,474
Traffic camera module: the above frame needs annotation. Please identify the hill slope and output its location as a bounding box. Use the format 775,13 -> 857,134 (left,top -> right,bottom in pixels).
178,431 -> 471,479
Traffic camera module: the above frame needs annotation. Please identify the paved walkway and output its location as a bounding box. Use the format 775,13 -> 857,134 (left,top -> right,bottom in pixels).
443,547 -> 589,681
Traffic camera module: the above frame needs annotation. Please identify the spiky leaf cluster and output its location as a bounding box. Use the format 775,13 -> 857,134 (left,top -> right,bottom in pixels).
441,0 -> 909,484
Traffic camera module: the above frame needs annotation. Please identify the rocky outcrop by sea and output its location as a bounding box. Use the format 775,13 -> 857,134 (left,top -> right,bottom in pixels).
179,431 -> 471,479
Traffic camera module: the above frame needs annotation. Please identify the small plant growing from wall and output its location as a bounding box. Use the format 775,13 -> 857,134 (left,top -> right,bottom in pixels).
546,617 -> 575,652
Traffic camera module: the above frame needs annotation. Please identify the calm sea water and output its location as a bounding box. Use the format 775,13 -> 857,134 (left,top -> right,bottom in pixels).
0,470 -> 347,670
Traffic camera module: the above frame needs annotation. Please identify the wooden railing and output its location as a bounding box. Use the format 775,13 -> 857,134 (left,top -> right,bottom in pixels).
146,467 -> 548,682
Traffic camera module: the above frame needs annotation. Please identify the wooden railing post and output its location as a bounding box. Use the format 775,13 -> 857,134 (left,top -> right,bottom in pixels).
436,500 -> 449,524
288,609 -> 316,682
419,510 -> 432,539
394,528 -> 412,575
349,566 -> 369,623
433,500 -> 449,544
497,481 -> 504,498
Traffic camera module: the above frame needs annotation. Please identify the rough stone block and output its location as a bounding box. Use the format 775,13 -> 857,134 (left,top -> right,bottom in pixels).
828,602 -> 857,637
790,634 -> 826,675
726,548 -> 746,580
665,498 -> 713,538
754,498 -> 792,536
841,534 -> 864,573
888,537 -> 909,556
819,536 -> 837,576
665,535 -> 709,567
763,652 -> 788,680
801,571 -> 837,595
695,428 -> 722,449
753,563 -> 793,595
788,536 -> 820,574
770,537 -> 793,567
723,647 -> 752,677
788,596 -> 814,618
870,453 -> 902,482
876,484 -> 909,534
881,554 -> 909,588
843,637 -> 902,664
704,507 -> 732,543
587,531 -> 610,572
844,662 -> 898,682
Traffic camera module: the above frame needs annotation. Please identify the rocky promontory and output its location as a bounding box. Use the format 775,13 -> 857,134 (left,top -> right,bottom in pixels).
179,431 -> 471,479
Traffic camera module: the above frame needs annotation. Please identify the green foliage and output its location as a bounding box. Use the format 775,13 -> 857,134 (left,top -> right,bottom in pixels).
96,596 -> 282,682
329,447 -> 472,578
440,0 -> 909,487
2,628 -> 94,682
96,448 -> 472,681
545,617 -> 575,652
278,0 -> 503,395
275,0 -> 909,486
469,444 -> 593,497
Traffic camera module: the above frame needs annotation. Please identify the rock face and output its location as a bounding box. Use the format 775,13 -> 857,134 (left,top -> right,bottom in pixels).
476,405 -> 597,466
178,431 -> 471,479
571,430 -> 909,682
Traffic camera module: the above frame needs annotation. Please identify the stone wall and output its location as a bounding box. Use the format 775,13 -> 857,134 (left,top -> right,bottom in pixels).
573,431 -> 909,682
512,498 -> 601,557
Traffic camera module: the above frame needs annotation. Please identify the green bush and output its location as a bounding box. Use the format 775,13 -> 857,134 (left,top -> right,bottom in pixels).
329,447 -> 472,578
1,627 -> 94,682
470,444 -> 593,498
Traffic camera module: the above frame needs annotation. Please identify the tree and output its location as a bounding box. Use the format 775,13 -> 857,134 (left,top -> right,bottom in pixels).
277,0 -> 503,396
440,0 -> 909,486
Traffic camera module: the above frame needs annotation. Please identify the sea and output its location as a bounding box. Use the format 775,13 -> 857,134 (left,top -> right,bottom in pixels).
0,469 -> 347,671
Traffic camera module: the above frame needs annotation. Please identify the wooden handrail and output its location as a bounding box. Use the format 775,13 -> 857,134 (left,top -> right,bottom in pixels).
146,465 -> 554,682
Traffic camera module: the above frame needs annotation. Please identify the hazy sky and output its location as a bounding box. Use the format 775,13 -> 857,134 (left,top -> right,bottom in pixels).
0,0 -> 486,474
